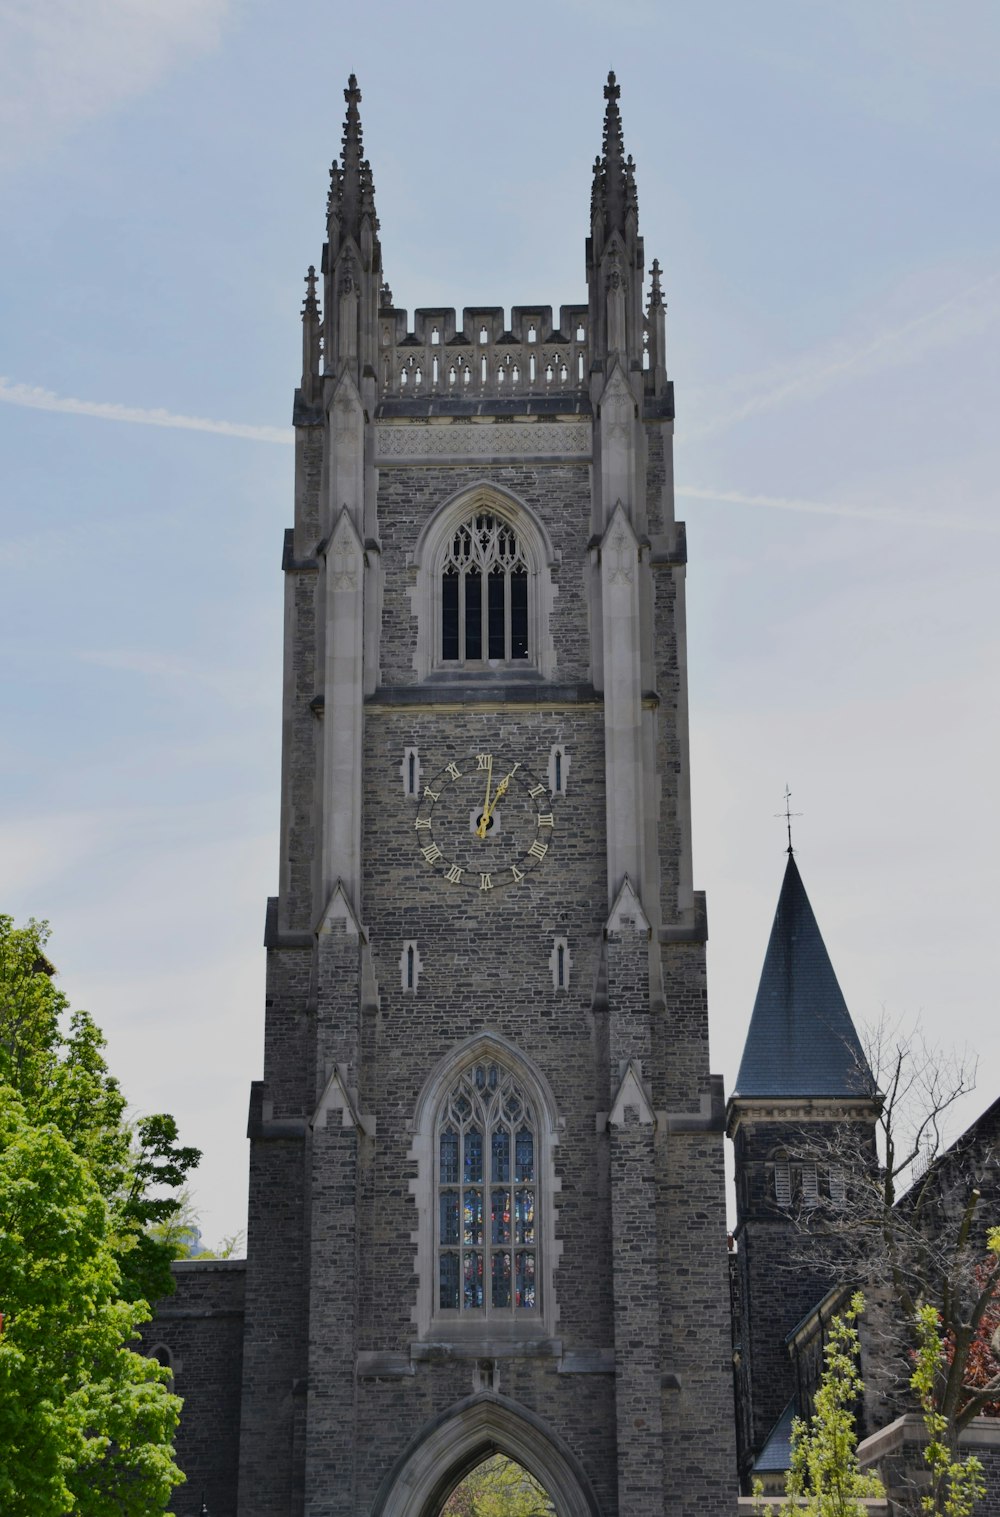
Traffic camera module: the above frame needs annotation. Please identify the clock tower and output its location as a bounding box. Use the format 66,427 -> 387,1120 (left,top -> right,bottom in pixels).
233,71 -> 735,1516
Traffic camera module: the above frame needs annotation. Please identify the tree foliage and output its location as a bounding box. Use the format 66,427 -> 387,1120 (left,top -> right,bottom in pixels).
946,1244 -> 1000,1419
796,1018 -> 998,1445
0,914 -> 197,1512
440,1455 -> 556,1516
0,915 -> 200,1302
911,1297 -> 987,1517
0,1088 -> 184,1515
755,1292 -> 885,1517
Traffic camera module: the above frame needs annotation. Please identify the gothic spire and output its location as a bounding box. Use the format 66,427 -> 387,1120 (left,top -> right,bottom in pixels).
596,70 -> 634,234
328,73 -> 379,243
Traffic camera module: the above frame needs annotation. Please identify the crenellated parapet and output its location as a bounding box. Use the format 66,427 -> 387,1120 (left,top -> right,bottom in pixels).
374,303 -> 590,402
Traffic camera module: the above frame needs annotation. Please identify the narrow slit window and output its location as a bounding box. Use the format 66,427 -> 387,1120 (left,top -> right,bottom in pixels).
406,945 -> 415,989
801,1159 -> 819,1208
774,1153 -> 791,1208
557,944 -> 565,988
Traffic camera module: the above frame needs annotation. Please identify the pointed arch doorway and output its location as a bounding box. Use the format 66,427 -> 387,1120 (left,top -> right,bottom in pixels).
372,1394 -> 601,1517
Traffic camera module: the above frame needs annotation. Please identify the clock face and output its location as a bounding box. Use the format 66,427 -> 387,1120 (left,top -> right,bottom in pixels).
414,751 -> 555,893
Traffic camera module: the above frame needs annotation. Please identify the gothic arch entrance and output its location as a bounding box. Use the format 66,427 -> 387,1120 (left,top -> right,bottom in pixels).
372,1394 -> 602,1517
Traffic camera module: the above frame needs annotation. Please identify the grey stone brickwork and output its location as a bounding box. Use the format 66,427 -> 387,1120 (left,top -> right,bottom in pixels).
859,1416 -> 1000,1516
141,1260 -> 246,1517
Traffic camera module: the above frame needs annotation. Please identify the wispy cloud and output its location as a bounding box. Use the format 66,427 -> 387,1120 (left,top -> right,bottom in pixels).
686,270 -> 1000,441
0,379 -> 292,445
676,484 -> 1000,535
0,0 -> 229,171
76,648 -> 278,709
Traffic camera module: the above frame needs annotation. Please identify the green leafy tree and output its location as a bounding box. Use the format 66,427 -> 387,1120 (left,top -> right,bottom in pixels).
0,1087 -> 184,1515
440,1454 -> 556,1516
796,1020 -> 998,1449
0,915 -> 200,1302
906,1229 -> 1000,1517
756,1292 -> 885,1517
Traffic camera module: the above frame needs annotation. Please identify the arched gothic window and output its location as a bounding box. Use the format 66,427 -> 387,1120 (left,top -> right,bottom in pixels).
437,1061 -> 537,1316
441,513 -> 529,665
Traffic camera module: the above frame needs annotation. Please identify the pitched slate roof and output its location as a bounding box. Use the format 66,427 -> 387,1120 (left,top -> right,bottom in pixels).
754,1399 -> 797,1473
733,853 -> 872,1099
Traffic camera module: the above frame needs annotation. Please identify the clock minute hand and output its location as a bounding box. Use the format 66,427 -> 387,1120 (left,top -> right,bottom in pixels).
484,764 -> 520,825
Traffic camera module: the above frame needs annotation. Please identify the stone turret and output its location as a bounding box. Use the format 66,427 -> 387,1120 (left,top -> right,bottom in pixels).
727,851 -> 879,1490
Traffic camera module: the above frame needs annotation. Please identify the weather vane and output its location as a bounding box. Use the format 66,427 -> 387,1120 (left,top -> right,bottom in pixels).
775,784 -> 802,854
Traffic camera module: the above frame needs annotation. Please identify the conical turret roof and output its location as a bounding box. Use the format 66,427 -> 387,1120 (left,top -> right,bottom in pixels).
732,854 -> 872,1099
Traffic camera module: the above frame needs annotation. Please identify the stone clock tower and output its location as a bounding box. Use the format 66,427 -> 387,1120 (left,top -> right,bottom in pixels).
169,72 -> 735,1517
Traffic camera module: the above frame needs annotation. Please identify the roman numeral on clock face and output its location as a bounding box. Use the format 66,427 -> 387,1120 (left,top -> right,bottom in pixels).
445,762 -> 461,780
527,839 -> 548,860
528,783 -> 545,798
445,864 -> 463,884
476,754 -> 492,769
421,843 -> 443,863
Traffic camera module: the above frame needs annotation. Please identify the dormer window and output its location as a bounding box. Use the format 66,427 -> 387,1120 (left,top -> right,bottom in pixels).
441,513 -> 529,664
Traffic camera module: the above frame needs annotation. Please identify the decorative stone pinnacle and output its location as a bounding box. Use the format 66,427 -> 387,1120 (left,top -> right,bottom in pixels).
379,279 -> 393,307
648,259 -> 664,309
302,265 -> 319,316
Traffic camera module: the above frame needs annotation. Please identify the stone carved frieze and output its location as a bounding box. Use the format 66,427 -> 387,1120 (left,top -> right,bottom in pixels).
374,421 -> 591,461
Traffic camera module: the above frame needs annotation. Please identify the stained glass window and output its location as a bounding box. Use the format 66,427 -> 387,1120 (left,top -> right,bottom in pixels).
437,1063 -> 538,1316
440,514 -> 530,665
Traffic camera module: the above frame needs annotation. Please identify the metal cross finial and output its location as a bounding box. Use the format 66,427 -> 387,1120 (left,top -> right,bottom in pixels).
775,785 -> 802,854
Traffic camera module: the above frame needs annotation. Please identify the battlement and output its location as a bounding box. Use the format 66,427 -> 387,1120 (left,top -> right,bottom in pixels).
376,303 -> 591,400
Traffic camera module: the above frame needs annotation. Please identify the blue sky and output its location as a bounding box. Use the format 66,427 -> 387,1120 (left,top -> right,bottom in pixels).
2,0 -> 998,1244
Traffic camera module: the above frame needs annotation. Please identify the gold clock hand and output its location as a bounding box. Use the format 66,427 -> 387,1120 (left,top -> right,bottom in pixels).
483,764 -> 520,825
477,757 -> 493,839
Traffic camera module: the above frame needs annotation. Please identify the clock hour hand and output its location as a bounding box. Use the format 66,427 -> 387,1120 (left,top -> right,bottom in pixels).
477,757 -> 493,839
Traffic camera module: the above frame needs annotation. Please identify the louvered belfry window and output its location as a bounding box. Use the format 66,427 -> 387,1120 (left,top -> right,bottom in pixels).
437,1063 -> 537,1315
441,513 -> 529,664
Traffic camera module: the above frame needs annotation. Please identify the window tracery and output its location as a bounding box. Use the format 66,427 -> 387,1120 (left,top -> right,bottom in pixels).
436,1061 -> 537,1316
441,512 -> 529,665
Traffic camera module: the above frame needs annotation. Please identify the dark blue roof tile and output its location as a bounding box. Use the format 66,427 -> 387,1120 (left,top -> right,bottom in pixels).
733,855 -> 872,1099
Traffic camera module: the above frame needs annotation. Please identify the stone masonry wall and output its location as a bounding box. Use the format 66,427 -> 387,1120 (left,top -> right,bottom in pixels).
141,1260 -> 246,1517
374,462 -> 593,687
